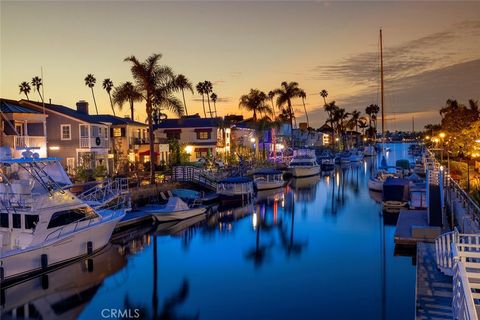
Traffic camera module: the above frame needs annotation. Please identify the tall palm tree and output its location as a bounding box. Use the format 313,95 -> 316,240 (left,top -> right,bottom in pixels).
102,78 -> 116,116
332,107 -> 349,150
272,81 -> 303,138
268,91 -> 276,118
84,74 -> 99,115
174,74 -> 193,116
124,53 -> 182,184
19,81 -> 31,100
365,104 -> 380,138
299,90 -> 309,128
196,82 -> 207,118
31,76 -> 44,102
320,89 -> 328,105
210,93 -> 218,117
239,89 -> 272,157
112,81 -> 143,121
324,101 -> 338,147
203,81 -> 213,117
349,109 -> 361,132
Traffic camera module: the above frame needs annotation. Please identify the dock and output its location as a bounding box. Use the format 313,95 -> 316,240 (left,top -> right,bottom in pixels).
394,210 -> 442,246
116,210 -> 153,229
416,242 -> 453,319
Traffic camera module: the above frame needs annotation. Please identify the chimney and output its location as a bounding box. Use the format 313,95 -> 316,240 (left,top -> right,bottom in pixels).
76,100 -> 89,115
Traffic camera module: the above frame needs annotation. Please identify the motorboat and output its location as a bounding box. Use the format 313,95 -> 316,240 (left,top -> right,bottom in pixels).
145,197 -> 206,222
348,150 -> 364,162
0,149 -> 126,283
382,177 -> 410,213
217,176 -> 254,205
253,169 -> 285,190
367,169 -> 398,192
317,150 -> 335,172
363,145 -> 376,157
288,149 -> 320,178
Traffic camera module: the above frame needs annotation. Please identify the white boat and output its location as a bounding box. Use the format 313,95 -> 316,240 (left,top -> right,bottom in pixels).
368,170 -> 398,192
288,149 -> 320,178
363,145 -> 376,157
217,176 -> 254,205
145,197 -> 206,222
253,169 -> 285,190
0,149 -> 126,283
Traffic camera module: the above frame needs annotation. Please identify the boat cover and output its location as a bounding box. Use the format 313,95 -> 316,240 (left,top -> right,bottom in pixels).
382,177 -> 410,202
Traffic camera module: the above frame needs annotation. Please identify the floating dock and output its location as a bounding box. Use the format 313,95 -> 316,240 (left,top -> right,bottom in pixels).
394,210 -> 442,246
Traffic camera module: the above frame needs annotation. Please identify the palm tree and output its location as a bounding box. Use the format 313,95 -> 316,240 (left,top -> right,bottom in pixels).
210,93 -> 218,117
31,76 -> 44,102
196,82 -> 207,118
203,81 -> 213,117
102,78 -> 116,116
112,81 -> 143,121
349,109 -> 361,132
299,90 -> 310,128
174,74 -> 193,116
323,101 -> 338,148
124,53 -> 181,184
320,89 -> 328,105
239,89 -> 272,157
19,81 -> 31,100
84,74 -> 99,115
272,81 -> 303,138
268,91 -> 276,118
332,107 -> 349,150
365,104 -> 380,138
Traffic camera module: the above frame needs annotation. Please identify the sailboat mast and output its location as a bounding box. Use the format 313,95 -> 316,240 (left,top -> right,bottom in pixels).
380,29 -> 385,140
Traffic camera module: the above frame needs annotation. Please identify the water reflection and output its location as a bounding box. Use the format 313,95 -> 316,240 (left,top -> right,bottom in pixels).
2,144 -> 417,320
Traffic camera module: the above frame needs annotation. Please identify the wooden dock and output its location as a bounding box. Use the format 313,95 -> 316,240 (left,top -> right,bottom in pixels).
394,210 -> 442,246
416,242 -> 453,319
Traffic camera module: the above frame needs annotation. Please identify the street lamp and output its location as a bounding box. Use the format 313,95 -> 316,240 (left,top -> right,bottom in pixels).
439,132 -> 446,162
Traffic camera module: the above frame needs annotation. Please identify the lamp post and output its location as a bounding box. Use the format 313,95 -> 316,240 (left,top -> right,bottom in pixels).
439,132 -> 446,163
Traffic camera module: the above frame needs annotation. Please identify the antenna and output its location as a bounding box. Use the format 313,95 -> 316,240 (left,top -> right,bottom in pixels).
41,67 -> 48,153
380,29 -> 385,140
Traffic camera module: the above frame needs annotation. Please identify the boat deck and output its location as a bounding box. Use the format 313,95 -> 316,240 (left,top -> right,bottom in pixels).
116,210 -> 153,229
394,210 -> 442,246
416,242 -> 453,319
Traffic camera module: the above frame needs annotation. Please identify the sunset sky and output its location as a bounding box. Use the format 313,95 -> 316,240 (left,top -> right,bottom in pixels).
1,1 -> 479,131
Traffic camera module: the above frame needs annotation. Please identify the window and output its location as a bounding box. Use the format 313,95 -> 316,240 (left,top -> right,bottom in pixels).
47,206 -> 98,229
25,214 -> 39,230
61,124 -> 71,140
113,128 -> 122,137
0,213 -> 8,228
166,131 -> 181,140
66,158 -> 75,174
197,131 -> 210,140
15,124 -> 24,136
13,213 -> 21,228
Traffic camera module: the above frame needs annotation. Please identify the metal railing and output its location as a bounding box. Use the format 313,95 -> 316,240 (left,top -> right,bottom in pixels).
172,166 -> 219,191
79,137 -> 109,148
77,178 -> 130,209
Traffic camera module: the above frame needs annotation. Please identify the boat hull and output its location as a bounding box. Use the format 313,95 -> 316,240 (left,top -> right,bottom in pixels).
368,178 -> 383,192
0,213 -> 123,282
288,166 -> 320,178
255,181 -> 285,191
152,207 -> 206,222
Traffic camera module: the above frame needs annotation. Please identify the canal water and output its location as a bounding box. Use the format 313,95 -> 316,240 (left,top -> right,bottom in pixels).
2,143 -> 417,320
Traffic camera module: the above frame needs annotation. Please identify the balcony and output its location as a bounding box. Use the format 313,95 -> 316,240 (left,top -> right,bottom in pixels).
129,137 -> 150,145
13,136 -> 46,150
79,137 -> 109,149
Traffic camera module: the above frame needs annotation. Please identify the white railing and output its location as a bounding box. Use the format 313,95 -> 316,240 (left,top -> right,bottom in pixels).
172,166 -> 220,190
13,136 -> 46,149
435,231 -> 480,319
77,178 -> 130,209
79,137 -> 109,149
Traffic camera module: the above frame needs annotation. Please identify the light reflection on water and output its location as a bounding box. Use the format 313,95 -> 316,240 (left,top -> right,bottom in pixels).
2,143 -> 417,320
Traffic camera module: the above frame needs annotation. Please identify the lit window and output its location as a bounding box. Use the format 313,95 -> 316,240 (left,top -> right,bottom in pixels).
113,128 -> 122,137
61,124 -> 71,140
197,131 -> 210,140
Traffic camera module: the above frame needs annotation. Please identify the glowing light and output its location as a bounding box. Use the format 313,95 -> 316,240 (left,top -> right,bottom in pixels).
425,136 -> 430,140
49,146 -> 60,150
184,145 -> 193,154
335,137 -> 339,142
250,137 -> 256,143
252,212 -> 258,229
439,132 -> 446,139
363,138 -> 367,142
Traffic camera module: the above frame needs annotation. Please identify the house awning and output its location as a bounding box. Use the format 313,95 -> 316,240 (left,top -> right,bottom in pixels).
139,150 -> 159,156
163,129 -> 181,133
194,128 -> 212,132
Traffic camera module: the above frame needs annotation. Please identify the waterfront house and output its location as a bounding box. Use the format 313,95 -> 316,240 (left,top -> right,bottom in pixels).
0,98 -> 48,158
293,126 -> 326,148
317,124 -> 333,145
20,100 -> 111,172
153,115 -> 228,162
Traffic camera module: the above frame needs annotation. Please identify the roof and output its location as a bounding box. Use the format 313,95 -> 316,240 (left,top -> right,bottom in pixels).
153,117 -> 222,130
20,100 -> 103,124
0,99 -> 41,114
90,115 -> 146,126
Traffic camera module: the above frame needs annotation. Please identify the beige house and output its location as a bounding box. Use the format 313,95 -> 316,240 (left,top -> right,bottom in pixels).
1,99 -> 48,158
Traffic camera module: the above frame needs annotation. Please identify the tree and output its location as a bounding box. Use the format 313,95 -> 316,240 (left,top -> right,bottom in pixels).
210,93 -> 218,117
299,90 -> 310,128
239,89 -> 272,157
19,81 -> 31,100
332,107 -> 349,150
203,81 -> 213,117
272,81 -> 303,138
174,74 -> 193,116
348,109 -> 361,132
31,76 -> 44,102
365,104 -> 380,138
320,89 -> 328,105
323,101 -> 338,147
268,91 -> 276,118
124,53 -> 181,184
196,82 -> 207,118
112,81 -> 143,121
84,74 -> 99,115
440,99 -> 479,133
102,78 -> 116,116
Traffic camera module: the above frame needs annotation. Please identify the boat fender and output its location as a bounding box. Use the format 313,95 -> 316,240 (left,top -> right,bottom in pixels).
41,254 -> 48,270
87,241 -> 93,255
0,266 -> 4,281
41,275 -> 49,290
87,259 -> 94,272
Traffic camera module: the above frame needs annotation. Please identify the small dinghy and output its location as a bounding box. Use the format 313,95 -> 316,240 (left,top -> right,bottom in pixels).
145,197 -> 206,222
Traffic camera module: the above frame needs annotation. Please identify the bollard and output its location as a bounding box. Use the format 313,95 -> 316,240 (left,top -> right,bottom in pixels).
0,266 -> 4,282
41,254 -> 48,270
41,274 -> 49,290
87,259 -> 94,272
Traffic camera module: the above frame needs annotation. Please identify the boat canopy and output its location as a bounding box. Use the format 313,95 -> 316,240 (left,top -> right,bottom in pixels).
163,197 -> 190,212
219,176 -> 252,184
253,168 -> 283,175
382,177 -> 409,202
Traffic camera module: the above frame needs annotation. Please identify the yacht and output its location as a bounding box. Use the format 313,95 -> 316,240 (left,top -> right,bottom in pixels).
288,149 -> 320,178
217,176 -> 254,205
317,150 -> 335,172
0,148 -> 126,283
